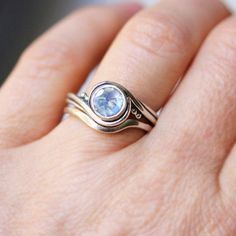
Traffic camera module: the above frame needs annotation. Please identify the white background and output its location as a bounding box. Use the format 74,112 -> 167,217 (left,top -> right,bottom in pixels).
74,0 -> 236,12
62,0 -> 236,13
222,0 -> 236,12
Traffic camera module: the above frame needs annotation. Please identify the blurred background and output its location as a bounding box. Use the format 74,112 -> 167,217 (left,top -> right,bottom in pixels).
0,0 -> 234,84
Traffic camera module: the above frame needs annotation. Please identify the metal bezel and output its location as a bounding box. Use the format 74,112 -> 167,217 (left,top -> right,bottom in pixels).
89,82 -> 128,122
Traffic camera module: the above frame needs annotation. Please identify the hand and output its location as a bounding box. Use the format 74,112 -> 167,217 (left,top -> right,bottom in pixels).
0,1 -> 235,235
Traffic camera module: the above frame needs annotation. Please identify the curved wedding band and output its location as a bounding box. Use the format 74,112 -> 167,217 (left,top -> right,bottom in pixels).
65,81 -> 158,133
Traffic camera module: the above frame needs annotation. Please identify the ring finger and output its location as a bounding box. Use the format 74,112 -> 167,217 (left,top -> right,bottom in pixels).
57,0 -> 228,153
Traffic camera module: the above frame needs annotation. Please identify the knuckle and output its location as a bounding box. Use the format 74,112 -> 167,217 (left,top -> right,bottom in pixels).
123,10 -> 192,57
17,38 -> 76,80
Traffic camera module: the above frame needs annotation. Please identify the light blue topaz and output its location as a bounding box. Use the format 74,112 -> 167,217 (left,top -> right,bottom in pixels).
91,86 -> 125,118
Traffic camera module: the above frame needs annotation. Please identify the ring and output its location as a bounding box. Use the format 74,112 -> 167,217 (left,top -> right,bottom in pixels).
65,81 -> 158,133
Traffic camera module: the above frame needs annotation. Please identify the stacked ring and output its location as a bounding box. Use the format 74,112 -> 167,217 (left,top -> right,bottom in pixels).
65,81 -> 158,133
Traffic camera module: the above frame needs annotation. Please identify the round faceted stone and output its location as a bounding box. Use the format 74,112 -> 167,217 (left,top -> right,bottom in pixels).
91,85 -> 126,119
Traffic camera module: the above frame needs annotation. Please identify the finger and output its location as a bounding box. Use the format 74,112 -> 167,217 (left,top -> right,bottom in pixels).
0,3 -> 141,148
152,16 -> 236,180
92,0 -> 228,109
217,21 -> 236,200
58,0 -> 228,153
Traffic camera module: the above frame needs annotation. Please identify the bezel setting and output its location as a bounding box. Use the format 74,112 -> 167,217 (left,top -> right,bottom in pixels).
89,83 -> 128,122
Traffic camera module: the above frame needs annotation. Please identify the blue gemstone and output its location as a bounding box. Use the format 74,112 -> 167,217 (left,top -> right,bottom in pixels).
91,86 -> 125,118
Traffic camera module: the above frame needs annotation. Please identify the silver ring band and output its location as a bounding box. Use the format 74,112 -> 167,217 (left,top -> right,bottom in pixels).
65,81 -> 158,133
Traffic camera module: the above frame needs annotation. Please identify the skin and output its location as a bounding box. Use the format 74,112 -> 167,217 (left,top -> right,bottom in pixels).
0,0 -> 236,235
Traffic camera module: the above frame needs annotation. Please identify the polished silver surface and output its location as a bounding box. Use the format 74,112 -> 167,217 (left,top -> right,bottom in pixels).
65,81 -> 158,133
